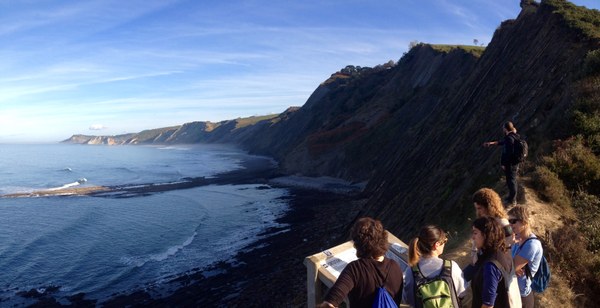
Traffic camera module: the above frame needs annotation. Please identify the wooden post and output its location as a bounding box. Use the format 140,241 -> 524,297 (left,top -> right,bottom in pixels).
304,254 -> 321,308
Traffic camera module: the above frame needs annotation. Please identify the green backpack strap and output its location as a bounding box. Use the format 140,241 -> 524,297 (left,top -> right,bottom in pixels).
442,259 -> 452,274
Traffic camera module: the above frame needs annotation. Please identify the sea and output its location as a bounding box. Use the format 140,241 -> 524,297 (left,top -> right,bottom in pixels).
0,143 -> 290,304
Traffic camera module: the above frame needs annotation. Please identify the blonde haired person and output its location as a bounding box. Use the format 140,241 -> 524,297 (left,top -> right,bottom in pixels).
508,206 -> 543,308
402,225 -> 465,307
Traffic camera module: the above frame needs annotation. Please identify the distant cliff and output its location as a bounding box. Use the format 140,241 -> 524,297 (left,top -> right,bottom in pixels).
62,115 -> 281,145
63,0 -> 600,236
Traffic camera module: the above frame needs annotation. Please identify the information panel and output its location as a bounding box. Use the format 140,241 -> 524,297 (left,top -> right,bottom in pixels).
304,231 -> 409,308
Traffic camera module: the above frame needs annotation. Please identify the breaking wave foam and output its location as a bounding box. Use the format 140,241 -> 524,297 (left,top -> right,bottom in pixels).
120,231 -> 197,268
47,178 -> 87,191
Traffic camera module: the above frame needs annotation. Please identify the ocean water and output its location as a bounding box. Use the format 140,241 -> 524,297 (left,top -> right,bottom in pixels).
0,144 -> 289,303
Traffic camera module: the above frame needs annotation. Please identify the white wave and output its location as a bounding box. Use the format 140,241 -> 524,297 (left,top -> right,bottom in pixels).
47,181 -> 81,191
270,175 -> 366,193
154,180 -> 188,186
158,146 -> 190,151
113,184 -> 149,190
120,231 -> 197,268
45,178 -> 87,191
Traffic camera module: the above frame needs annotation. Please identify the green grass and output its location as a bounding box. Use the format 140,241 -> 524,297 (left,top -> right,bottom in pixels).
545,0 -> 600,39
235,114 -> 279,128
429,44 -> 486,57
134,126 -> 180,141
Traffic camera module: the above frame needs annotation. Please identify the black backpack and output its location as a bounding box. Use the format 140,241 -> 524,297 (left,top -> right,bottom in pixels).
510,133 -> 528,164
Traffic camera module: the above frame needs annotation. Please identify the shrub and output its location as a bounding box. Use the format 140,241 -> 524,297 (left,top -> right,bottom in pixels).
572,96 -> 600,154
531,165 -> 571,209
573,110 -> 600,154
542,137 -> 600,195
584,49 -> 600,76
571,191 -> 600,252
547,225 -> 600,307
573,109 -> 600,135
547,0 -> 600,39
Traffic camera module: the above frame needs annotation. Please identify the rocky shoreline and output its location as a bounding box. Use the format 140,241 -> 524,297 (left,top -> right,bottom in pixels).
4,155 -> 363,307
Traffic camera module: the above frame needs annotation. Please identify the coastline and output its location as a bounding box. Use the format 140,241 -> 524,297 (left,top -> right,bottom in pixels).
101,188 -> 362,307
6,154 -> 363,307
1,154 -> 279,199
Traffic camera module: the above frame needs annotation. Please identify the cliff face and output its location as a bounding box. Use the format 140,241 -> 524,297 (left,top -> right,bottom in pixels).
63,0 -> 600,236
236,46 -> 482,181
361,0 -> 600,235
62,115 -> 281,145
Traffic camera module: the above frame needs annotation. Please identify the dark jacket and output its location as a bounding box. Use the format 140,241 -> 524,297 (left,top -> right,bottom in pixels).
500,132 -> 520,167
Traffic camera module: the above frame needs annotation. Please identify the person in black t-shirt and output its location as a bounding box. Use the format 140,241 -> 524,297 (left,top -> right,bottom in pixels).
319,217 -> 403,308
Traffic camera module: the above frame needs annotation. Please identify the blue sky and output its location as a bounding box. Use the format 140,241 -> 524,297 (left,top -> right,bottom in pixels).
0,0 -> 598,143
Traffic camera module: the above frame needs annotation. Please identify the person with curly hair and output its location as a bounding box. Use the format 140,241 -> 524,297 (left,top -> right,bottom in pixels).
402,225 -> 465,307
464,188 -> 515,284
473,188 -> 514,248
471,216 -> 515,308
319,217 -> 403,308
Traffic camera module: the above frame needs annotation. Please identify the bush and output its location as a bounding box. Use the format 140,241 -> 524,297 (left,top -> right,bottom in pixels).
584,49 -> 600,76
572,191 -> 600,252
572,98 -> 600,154
531,165 -> 571,209
547,225 -> 600,307
542,137 -> 600,195
547,0 -> 600,40
573,110 -> 600,136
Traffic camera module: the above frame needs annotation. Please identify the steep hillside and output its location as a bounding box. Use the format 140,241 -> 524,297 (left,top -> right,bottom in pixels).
359,0 -> 600,235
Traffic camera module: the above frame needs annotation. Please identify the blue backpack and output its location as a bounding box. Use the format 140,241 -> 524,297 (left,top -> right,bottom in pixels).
520,237 -> 551,293
373,286 -> 398,308
372,262 -> 398,308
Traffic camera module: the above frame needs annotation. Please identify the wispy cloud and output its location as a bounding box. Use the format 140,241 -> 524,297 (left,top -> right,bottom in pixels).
89,124 -> 107,131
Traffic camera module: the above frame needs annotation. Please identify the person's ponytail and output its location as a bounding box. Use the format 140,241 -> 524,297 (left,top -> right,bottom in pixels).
408,225 -> 446,267
408,237 -> 421,266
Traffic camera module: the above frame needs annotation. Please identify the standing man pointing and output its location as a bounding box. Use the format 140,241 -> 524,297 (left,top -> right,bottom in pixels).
483,121 -> 520,207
